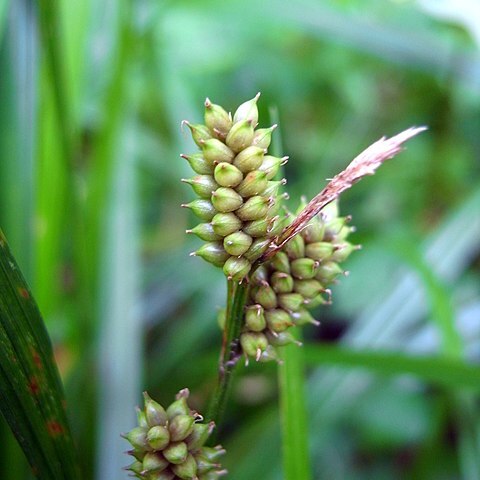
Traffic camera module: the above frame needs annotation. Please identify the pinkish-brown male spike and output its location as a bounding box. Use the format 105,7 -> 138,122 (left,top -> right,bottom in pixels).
261,126 -> 427,261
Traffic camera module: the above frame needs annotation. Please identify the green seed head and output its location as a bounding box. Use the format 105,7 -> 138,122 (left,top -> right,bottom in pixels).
223,256 -> 252,281
143,392 -> 168,427
240,332 -> 269,359
243,237 -> 271,262
265,308 -> 293,332
198,446 -> 226,462
148,469 -> 176,480
126,460 -> 144,475
284,234 -> 305,259
250,265 -> 269,285
233,146 -> 264,173
290,258 -> 318,280
211,212 -> 242,237
236,170 -> 268,197
171,452 -> 198,479
143,451 -> 169,473
213,162 -> 243,187
183,121 -> 212,147
259,155 -> 287,180
330,242 -> 357,262
182,199 -> 217,221
147,425 -> 170,451
192,242 -> 229,267
211,187 -> 243,213
293,279 -> 323,299
125,426 -> 150,451
252,284 -> 277,309
266,330 -> 301,347
278,292 -> 305,312
204,98 -> 232,139
270,251 -> 291,274
223,231 -> 253,256
242,217 -> 269,237
323,217 -> 352,242
187,222 -> 222,242
270,271 -> 294,293
315,261 -> 344,284
185,422 -> 215,450
182,175 -> 219,199
235,195 -> 269,221
263,179 -> 286,198
305,242 -> 335,262
136,407 -> 148,428
168,414 -> 195,442
167,391 -> 190,420
252,124 -> 277,149
201,138 -> 235,164
225,119 -> 254,153
291,308 -> 320,326
245,304 -> 266,332
181,153 -> 213,175
301,219 -> 325,243
233,92 -> 260,125
162,441 -> 188,465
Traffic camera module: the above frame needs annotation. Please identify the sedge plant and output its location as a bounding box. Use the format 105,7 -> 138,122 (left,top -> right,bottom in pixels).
122,94 -> 425,480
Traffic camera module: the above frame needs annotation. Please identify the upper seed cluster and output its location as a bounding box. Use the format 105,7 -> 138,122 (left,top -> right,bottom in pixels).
182,94 -> 287,281
239,201 -> 358,362
124,389 -> 226,480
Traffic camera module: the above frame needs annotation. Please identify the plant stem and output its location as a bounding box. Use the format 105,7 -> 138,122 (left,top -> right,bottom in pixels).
207,279 -> 249,430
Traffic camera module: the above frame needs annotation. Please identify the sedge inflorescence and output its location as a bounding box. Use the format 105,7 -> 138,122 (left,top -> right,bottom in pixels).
183,95 -> 358,363
124,389 -> 226,480
182,93 -> 288,281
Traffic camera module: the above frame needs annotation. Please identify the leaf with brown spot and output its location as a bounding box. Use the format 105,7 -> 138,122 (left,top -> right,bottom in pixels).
0,229 -> 80,479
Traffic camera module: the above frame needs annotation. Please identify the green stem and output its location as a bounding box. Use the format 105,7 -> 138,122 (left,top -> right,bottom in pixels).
207,279 -> 249,430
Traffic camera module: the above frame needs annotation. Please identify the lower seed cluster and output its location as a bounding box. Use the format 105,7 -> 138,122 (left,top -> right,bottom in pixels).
124,389 -> 226,480
240,201 -> 358,362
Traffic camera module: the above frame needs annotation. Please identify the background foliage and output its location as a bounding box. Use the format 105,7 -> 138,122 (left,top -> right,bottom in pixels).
1,0 -> 479,478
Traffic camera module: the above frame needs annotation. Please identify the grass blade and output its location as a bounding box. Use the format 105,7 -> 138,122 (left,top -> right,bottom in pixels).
304,344 -> 480,391
278,330 -> 312,480
0,230 -> 80,479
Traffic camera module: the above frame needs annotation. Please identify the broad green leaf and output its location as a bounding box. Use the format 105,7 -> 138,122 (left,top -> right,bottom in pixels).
0,230 -> 80,479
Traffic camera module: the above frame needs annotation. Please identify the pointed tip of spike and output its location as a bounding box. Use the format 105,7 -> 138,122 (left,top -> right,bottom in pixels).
189,251 -> 197,257
254,92 -> 261,101
180,153 -> 188,159
186,229 -> 193,234
205,97 -> 212,108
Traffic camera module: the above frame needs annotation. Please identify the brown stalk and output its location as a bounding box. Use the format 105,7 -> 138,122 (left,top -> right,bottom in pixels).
261,126 -> 427,261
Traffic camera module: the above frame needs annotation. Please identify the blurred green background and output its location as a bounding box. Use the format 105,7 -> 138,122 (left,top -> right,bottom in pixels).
1,0 -> 480,478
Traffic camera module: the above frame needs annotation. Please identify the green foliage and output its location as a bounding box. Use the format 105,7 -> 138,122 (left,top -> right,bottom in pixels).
1,0 -> 480,479
0,232 -> 79,479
